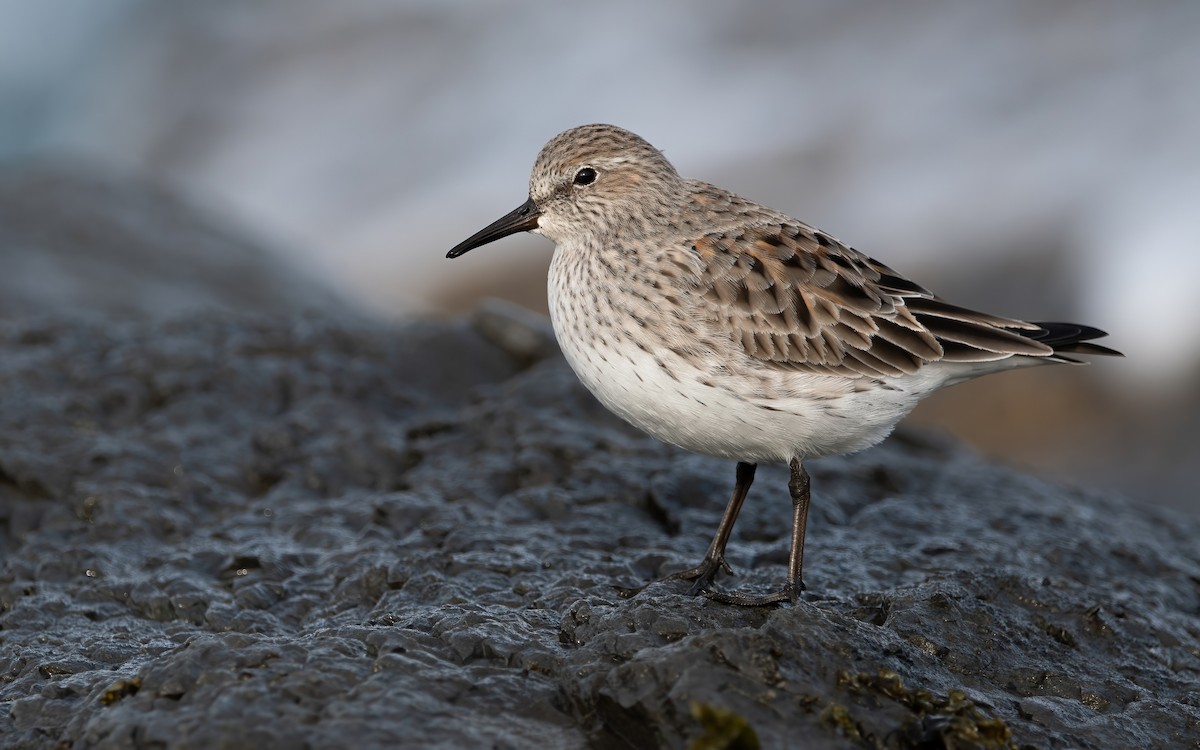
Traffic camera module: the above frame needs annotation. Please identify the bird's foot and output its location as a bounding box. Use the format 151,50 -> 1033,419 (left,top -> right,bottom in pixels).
660,556 -> 734,596
613,557 -> 733,599
702,579 -> 806,607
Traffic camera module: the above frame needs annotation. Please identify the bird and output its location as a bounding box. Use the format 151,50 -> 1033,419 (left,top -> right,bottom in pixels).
446,124 -> 1121,606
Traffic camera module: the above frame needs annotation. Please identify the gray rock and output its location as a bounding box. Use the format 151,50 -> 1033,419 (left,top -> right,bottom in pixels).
0,165 -> 342,319
0,311 -> 1197,749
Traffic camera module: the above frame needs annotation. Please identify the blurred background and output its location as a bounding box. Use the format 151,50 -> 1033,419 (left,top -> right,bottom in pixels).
1,0 -> 1196,509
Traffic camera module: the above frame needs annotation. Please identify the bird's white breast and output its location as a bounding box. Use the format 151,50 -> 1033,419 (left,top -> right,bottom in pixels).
546,244 -> 933,464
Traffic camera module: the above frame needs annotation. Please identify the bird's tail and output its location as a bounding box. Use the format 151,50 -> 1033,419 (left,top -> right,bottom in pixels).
1024,322 -> 1123,363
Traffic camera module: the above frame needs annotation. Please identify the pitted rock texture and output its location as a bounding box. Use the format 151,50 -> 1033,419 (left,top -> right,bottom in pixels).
0,311 -> 1197,749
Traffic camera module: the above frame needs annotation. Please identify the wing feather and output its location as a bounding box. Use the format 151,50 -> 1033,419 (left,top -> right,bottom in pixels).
682,222 -> 1074,378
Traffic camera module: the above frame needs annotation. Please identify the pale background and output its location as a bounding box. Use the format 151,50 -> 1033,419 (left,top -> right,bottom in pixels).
2,0 -> 1197,508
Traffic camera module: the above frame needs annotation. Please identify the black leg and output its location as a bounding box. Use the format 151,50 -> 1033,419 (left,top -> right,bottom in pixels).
784,458 -> 810,601
662,461 -> 756,593
704,457 -> 810,607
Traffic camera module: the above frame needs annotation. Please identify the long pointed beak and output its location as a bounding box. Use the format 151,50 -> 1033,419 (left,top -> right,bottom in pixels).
446,197 -> 541,259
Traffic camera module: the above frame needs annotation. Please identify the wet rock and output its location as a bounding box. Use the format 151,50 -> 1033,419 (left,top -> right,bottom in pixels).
0,312 -> 1197,749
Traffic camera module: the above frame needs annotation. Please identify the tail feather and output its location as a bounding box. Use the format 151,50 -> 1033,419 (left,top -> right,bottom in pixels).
1025,321 -> 1123,362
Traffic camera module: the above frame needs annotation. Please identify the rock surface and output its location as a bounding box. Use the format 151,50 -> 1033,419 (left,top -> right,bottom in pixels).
1,307 -> 1198,750
0,165 -> 339,319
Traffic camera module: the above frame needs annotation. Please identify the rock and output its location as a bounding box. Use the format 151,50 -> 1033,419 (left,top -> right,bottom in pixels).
0,165 -> 342,319
0,313 -> 1197,749
470,297 -> 559,366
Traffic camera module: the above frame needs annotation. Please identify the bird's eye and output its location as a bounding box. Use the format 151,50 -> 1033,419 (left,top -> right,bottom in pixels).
573,167 -> 597,186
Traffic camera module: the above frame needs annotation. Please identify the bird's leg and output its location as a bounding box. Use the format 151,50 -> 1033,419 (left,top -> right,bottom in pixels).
784,458 -> 810,600
662,461 -> 756,594
705,458 -> 810,607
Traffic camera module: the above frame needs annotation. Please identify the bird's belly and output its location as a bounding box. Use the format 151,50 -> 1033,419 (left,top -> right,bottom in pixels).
550,318 -> 915,463
546,249 -> 926,463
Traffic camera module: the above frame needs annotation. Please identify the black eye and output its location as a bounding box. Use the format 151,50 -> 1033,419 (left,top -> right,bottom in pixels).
573,167 -> 597,186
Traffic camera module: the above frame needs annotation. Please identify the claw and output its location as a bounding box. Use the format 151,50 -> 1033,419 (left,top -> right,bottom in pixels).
661,556 -> 733,589
702,589 -> 789,607
701,580 -> 806,607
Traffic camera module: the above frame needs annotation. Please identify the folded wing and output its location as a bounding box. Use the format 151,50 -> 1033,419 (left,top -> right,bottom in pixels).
683,223 -> 1116,378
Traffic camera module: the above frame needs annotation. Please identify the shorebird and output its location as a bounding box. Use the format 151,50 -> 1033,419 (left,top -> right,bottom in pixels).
447,124 -> 1120,605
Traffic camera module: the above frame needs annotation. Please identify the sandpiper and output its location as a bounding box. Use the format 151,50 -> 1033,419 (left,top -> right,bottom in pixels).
447,124 -> 1120,606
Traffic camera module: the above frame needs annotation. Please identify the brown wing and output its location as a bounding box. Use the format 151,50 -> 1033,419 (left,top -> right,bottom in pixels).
684,223 -> 1053,378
